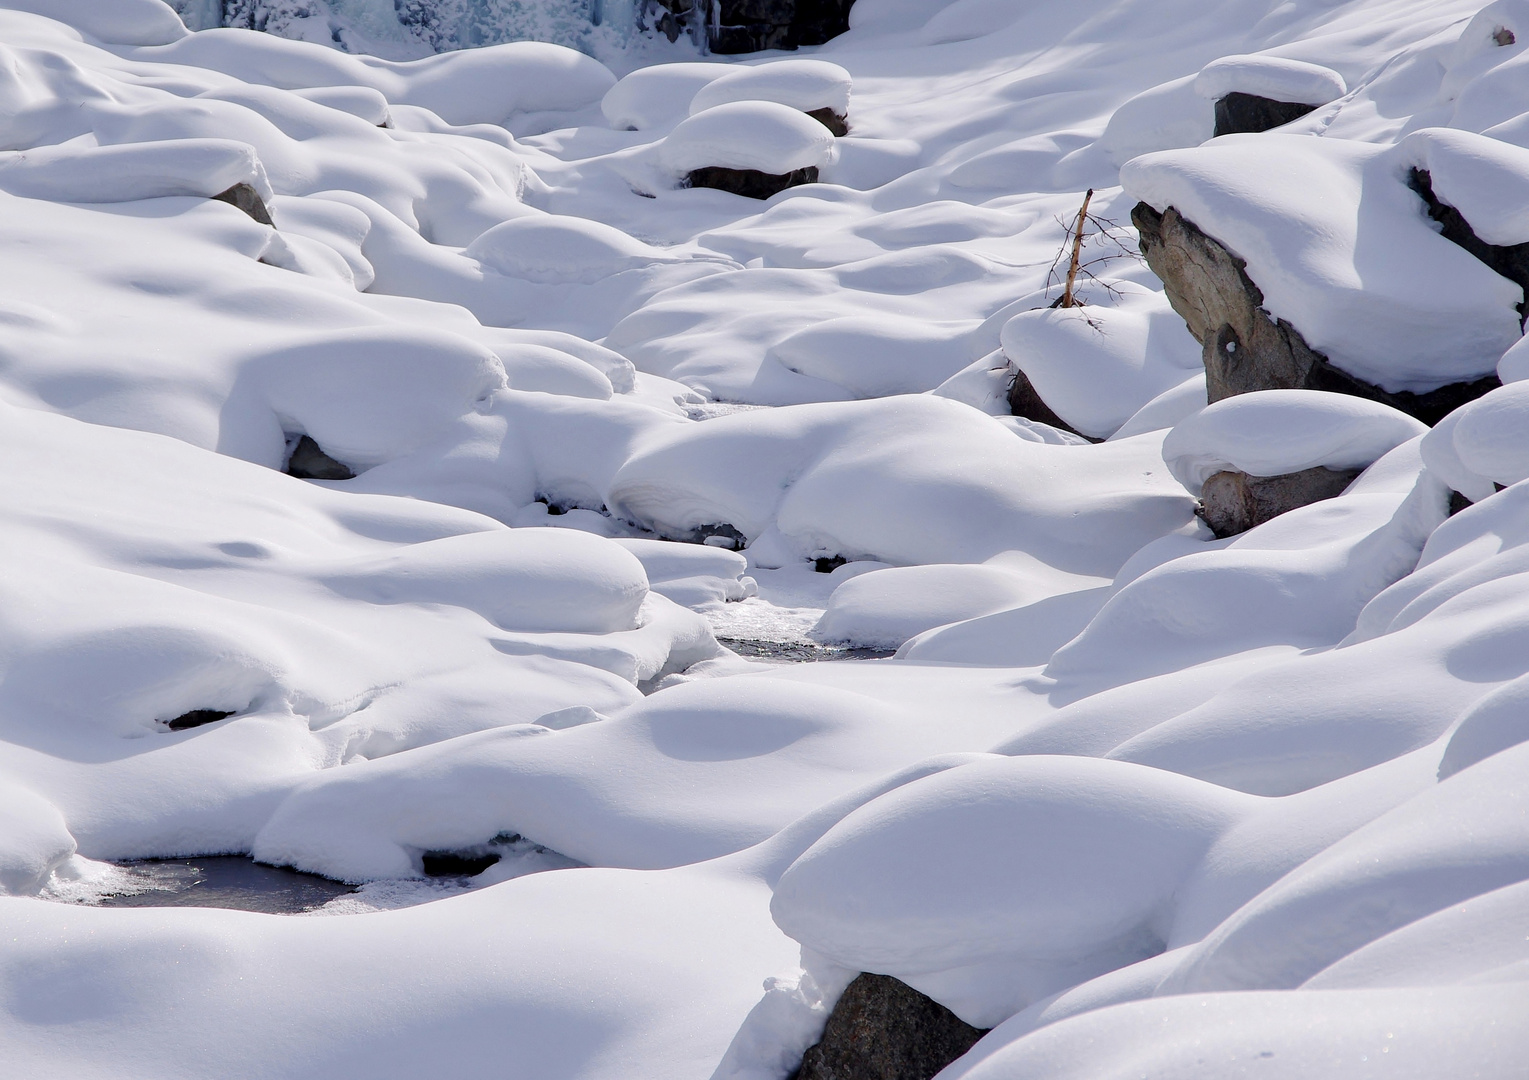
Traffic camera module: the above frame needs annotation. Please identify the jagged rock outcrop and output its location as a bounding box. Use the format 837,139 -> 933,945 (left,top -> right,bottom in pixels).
1132,202 -> 1500,425
806,107 -> 850,137
702,0 -> 857,54
1409,167 -> 1529,325
214,181 -> 273,225
285,434 -> 355,480
1212,92 -> 1319,136
1198,465 -> 1362,538
1007,366 -> 1087,437
792,974 -> 988,1080
687,164 -> 819,199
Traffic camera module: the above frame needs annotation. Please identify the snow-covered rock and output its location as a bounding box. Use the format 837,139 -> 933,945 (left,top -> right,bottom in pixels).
1162,390 -> 1427,492
660,101 -> 838,179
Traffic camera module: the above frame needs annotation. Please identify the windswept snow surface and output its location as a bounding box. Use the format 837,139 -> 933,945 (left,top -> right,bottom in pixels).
3,0 -> 1529,1077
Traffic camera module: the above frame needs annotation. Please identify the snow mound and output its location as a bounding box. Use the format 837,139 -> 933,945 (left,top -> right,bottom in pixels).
602,62 -> 732,131
1193,55 -> 1347,105
660,101 -> 837,178
814,563 -> 1044,648
1162,390 -> 1427,491
1000,287 -> 1204,439
0,139 -> 272,205
1122,134 -> 1523,392
324,527 -> 650,634
688,60 -> 852,120
2,0 -> 187,45
465,214 -> 682,284
771,754 -> 1254,1025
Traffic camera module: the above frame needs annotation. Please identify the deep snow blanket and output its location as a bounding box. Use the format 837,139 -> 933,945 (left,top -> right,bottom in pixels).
3,1 -> 1529,1079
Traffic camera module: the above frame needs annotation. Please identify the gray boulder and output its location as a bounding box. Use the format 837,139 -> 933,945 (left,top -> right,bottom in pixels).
1197,465 -> 1362,538
1212,92 -> 1318,136
686,165 -> 819,200
213,182 -> 273,226
1131,202 -> 1500,425
792,973 -> 987,1080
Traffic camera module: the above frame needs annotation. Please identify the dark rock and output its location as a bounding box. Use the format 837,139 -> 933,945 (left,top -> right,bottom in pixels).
687,165 -> 819,200
1494,26 -> 1517,47
1212,92 -> 1319,137
1449,490 -> 1474,516
1198,465 -> 1362,538
1409,167 -> 1529,325
694,522 -> 748,549
709,0 -> 856,53
814,555 -> 847,573
807,106 -> 850,137
1132,202 -> 1501,425
213,181 -> 273,226
163,708 -> 236,731
1007,366 -> 1091,438
421,850 -> 501,877
285,434 -> 355,481
792,973 -> 988,1080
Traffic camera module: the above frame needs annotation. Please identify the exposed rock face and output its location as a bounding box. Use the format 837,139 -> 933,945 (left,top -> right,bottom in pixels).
1212,92 -> 1319,136
792,973 -> 988,1080
687,164 -> 819,199
213,182 -> 273,225
1132,202 -> 1501,425
285,434 -> 355,481
807,106 -> 850,137
162,708 -> 236,731
707,0 -> 857,54
1007,366 -> 1087,437
1409,167 -> 1529,325
1198,465 -> 1362,538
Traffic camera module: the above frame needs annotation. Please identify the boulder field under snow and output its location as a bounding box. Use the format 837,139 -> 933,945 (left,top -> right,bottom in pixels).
6,1 -> 1529,1079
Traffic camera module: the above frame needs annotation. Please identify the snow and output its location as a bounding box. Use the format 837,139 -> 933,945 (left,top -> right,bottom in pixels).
687,60 -> 853,120
1193,54 -> 1348,106
1161,389 -> 1428,490
659,101 -> 839,178
1123,134 -> 1524,392
1000,286 -> 1204,439
4,0 -> 1529,1077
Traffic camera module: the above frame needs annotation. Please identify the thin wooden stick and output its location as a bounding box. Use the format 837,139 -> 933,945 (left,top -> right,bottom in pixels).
1060,188 -> 1094,308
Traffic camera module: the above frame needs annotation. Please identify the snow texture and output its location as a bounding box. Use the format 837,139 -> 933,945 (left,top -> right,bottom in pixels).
2,0 -> 1529,1077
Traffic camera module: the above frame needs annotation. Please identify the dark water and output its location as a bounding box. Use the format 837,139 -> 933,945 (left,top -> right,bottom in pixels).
96,857 -> 355,914
719,638 -> 896,663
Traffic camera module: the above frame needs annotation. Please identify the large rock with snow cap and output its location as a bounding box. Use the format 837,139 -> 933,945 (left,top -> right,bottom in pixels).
689,59 -> 852,135
1163,389 -> 1425,535
999,287 -> 1204,439
1194,55 -> 1346,136
771,754 -> 1253,1026
1420,379 -> 1529,503
0,138 -> 273,207
1125,133 -> 1522,423
661,100 -> 835,199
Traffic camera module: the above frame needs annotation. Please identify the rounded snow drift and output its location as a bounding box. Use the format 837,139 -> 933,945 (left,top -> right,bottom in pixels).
1194,55 -> 1347,106
602,62 -> 733,131
465,214 -> 677,284
661,101 -> 836,198
688,59 -> 852,134
1162,389 -> 1426,492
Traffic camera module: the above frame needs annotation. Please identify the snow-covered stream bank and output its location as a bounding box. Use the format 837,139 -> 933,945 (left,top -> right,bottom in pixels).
4,0 -> 1529,1077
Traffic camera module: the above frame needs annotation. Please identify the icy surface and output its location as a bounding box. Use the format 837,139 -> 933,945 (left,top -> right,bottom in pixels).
3,0 -> 1529,1077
